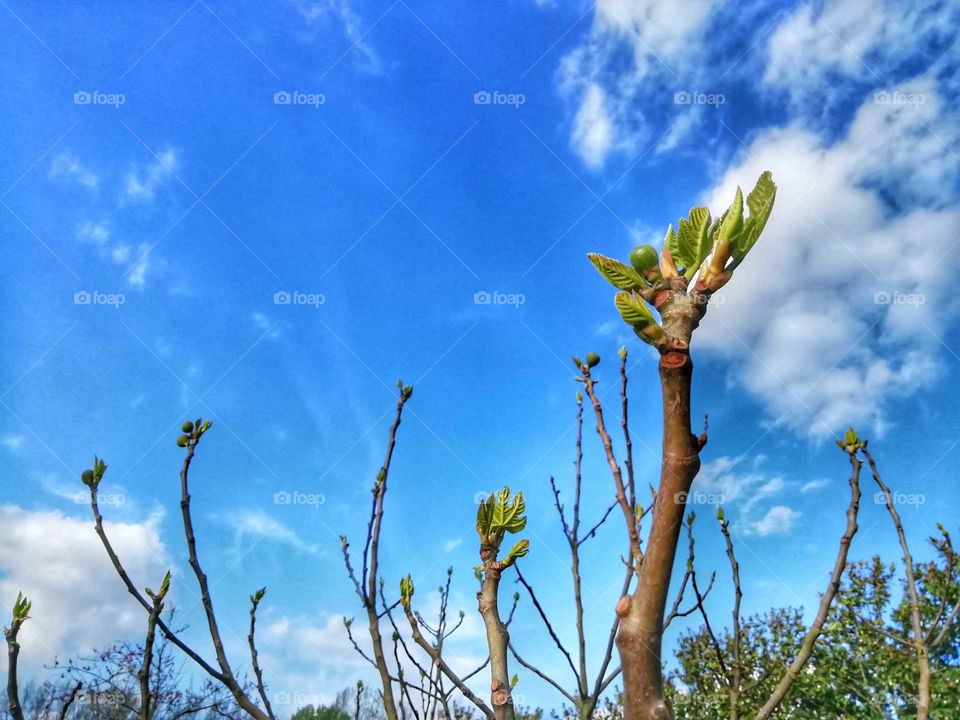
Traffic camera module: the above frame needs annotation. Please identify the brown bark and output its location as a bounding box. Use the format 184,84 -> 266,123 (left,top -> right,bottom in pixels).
138,600 -> 162,720
753,449 -> 862,719
363,391 -> 410,720
178,445 -> 271,720
478,560 -> 515,720
4,622 -> 24,720
862,444 -> 931,720
248,592 -> 276,720
616,291 -> 704,720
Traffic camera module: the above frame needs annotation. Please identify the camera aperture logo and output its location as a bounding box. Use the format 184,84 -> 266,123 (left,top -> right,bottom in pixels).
874,290 -> 924,306
274,290 -> 325,308
74,290 -> 125,308
674,490 -> 725,506
274,490 -> 325,508
673,91 -> 725,107
473,90 -> 525,108
474,290 -> 525,308
73,490 -> 124,506
874,90 -> 925,106
74,91 -> 125,107
874,491 -> 924,508
274,91 -> 326,108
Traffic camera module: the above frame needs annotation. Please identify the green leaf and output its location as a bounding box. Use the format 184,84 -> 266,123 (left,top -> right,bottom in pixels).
674,206 -> 712,276
491,487 -> 527,534
501,539 -> 530,567
614,292 -> 655,327
731,172 -> 776,264
718,187 -> 744,245
400,575 -> 415,608
665,224 -> 678,258
587,253 -> 645,290
476,494 -> 494,535
12,592 -> 31,623
844,427 -> 858,447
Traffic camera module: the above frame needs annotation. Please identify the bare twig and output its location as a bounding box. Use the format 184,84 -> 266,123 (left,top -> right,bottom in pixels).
754,443 -> 862,720
719,515 -> 743,720
248,589 -> 275,720
401,600 -> 493,718
341,383 -> 414,720
861,442 -> 931,720
581,365 -> 641,567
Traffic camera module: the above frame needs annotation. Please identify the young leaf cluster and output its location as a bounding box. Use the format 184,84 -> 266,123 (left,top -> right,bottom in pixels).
476,487 -> 530,568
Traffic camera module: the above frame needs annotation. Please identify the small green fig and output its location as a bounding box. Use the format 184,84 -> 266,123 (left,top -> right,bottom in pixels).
81,469 -> 95,486
629,244 -> 659,273
176,435 -> 189,448
181,421 -> 194,433
586,352 -> 600,368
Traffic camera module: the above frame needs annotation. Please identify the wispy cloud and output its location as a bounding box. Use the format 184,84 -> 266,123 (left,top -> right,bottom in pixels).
0,435 -> 25,453
295,0 -> 380,72
124,148 -> 177,202
49,152 -> 98,189
221,510 -> 319,553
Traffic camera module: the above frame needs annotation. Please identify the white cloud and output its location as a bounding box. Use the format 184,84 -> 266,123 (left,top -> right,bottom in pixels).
0,505 -> 170,666
124,148 -> 177,202
443,537 -> 463,553
571,83 -> 615,167
76,220 -> 109,245
694,455 -> 784,515
557,0 -> 719,166
747,505 -> 801,536
295,0 -> 380,72
49,153 -> 98,189
260,586 -> 485,713
692,455 -> 815,537
220,510 -> 319,554
764,0 -> 959,111
695,81 -> 960,438
126,243 -> 152,288
801,478 -> 829,493
75,223 -> 153,289
657,108 -> 702,154
1,435 -> 25,452
592,0 -> 717,67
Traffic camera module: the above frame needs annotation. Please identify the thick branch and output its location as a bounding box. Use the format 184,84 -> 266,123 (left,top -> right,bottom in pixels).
4,620 -> 24,720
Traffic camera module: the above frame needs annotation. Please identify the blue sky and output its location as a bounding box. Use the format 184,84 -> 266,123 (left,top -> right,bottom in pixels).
1,0 -> 959,715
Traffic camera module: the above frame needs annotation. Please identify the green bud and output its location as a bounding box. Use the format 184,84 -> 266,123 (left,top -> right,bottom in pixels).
586,352 -> 600,368
81,469 -> 95,486
176,435 -> 189,448
181,420 -> 194,433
